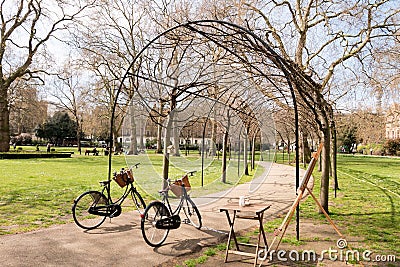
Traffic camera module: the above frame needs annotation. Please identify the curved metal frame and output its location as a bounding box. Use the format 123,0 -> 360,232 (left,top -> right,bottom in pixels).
107,19 -> 301,236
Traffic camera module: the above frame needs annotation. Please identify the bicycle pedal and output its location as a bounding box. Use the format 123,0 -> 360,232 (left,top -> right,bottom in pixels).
183,219 -> 190,224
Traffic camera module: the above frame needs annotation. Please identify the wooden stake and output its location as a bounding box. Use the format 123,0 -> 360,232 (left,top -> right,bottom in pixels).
259,143 -> 362,266
268,143 -> 323,251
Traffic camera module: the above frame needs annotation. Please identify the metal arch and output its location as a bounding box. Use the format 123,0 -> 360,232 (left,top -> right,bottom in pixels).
107,19 -> 300,237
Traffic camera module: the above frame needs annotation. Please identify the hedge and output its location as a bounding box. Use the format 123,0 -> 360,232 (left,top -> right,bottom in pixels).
0,152 -> 72,159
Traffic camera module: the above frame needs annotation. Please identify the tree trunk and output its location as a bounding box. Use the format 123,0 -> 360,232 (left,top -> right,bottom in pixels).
209,119 -> 217,156
162,91 -> 176,190
320,128 -> 331,214
77,120 -> 82,155
301,131 -> 311,164
318,149 -> 322,172
221,130 -> 229,183
251,131 -> 257,170
113,129 -> 120,153
139,116 -> 144,150
0,87 -> 10,152
331,122 -> 339,196
221,113 -> 230,183
173,118 -> 180,156
244,131 -> 249,176
237,137 -> 241,177
162,111 -> 173,190
156,101 -> 164,154
129,104 -> 138,155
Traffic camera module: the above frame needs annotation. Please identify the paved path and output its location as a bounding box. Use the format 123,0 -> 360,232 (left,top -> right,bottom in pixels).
0,163 -> 304,266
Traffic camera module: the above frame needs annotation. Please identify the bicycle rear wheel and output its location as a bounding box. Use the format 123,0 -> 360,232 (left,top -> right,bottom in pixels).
72,191 -> 108,230
141,201 -> 170,247
182,197 -> 202,229
131,189 -> 146,213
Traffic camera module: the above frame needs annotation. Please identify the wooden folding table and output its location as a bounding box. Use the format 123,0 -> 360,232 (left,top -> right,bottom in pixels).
220,203 -> 271,266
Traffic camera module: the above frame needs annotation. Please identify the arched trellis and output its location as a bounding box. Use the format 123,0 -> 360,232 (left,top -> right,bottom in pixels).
108,20 -> 331,239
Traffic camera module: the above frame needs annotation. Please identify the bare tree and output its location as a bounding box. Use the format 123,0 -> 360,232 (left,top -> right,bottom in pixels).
9,80 -> 47,136
221,109 -> 231,183
0,0 -> 95,151
368,32 -> 400,110
241,0 -> 399,213
69,0 -> 146,151
51,60 -> 90,154
129,18 -> 305,188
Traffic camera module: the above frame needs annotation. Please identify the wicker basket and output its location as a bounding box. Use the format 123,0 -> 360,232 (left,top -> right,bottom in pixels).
126,169 -> 134,181
170,175 -> 191,197
113,169 -> 134,188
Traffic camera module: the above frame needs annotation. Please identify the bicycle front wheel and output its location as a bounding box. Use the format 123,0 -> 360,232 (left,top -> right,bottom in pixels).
141,201 -> 170,247
131,189 -> 146,213
183,197 -> 202,229
72,191 -> 108,230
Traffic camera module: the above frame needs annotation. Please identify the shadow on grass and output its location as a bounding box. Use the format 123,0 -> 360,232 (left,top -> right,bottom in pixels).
151,226 -> 228,257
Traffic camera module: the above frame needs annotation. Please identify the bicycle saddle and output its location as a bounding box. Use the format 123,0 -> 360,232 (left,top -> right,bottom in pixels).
158,188 -> 169,193
99,180 -> 111,186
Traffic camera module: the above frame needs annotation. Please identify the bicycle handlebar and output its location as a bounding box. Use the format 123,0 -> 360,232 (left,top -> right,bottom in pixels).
131,163 -> 140,169
186,170 -> 196,176
113,163 -> 140,176
165,171 -> 196,185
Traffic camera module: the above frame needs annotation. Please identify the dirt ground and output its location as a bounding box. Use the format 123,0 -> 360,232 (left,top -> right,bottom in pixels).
159,218 -> 398,267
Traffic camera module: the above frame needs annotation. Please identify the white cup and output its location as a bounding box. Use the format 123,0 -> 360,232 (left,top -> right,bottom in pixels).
239,196 -> 246,207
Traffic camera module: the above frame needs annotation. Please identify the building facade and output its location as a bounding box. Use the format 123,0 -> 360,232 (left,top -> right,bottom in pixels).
386,103 -> 400,139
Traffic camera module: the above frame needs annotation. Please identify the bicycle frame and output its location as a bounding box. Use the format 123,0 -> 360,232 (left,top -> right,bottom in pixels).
140,173 -> 201,246
160,184 -> 189,216
100,181 -> 135,206
72,165 -> 145,230
100,164 -> 142,207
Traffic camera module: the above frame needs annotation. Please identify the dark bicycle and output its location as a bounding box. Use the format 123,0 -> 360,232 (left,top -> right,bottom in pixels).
140,171 -> 202,247
72,163 -> 146,230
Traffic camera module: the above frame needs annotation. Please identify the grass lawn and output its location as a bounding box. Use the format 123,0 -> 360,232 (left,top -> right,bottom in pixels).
0,147 -> 265,235
169,154 -> 399,267
1,146 -> 398,260
300,154 -> 400,255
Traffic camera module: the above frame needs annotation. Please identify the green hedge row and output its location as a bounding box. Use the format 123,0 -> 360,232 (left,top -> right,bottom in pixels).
0,152 -> 72,159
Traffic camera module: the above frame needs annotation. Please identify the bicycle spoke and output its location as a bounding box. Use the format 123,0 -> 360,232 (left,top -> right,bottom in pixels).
72,191 -> 107,230
131,189 -> 146,213
141,201 -> 170,247
183,197 -> 202,229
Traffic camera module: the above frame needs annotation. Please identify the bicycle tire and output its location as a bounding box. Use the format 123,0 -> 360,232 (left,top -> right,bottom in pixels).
141,201 -> 170,247
72,191 -> 108,230
182,197 -> 202,229
131,189 -> 146,213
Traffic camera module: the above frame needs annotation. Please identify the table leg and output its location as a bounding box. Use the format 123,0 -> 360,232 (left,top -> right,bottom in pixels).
224,210 -> 239,262
254,212 -> 268,267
